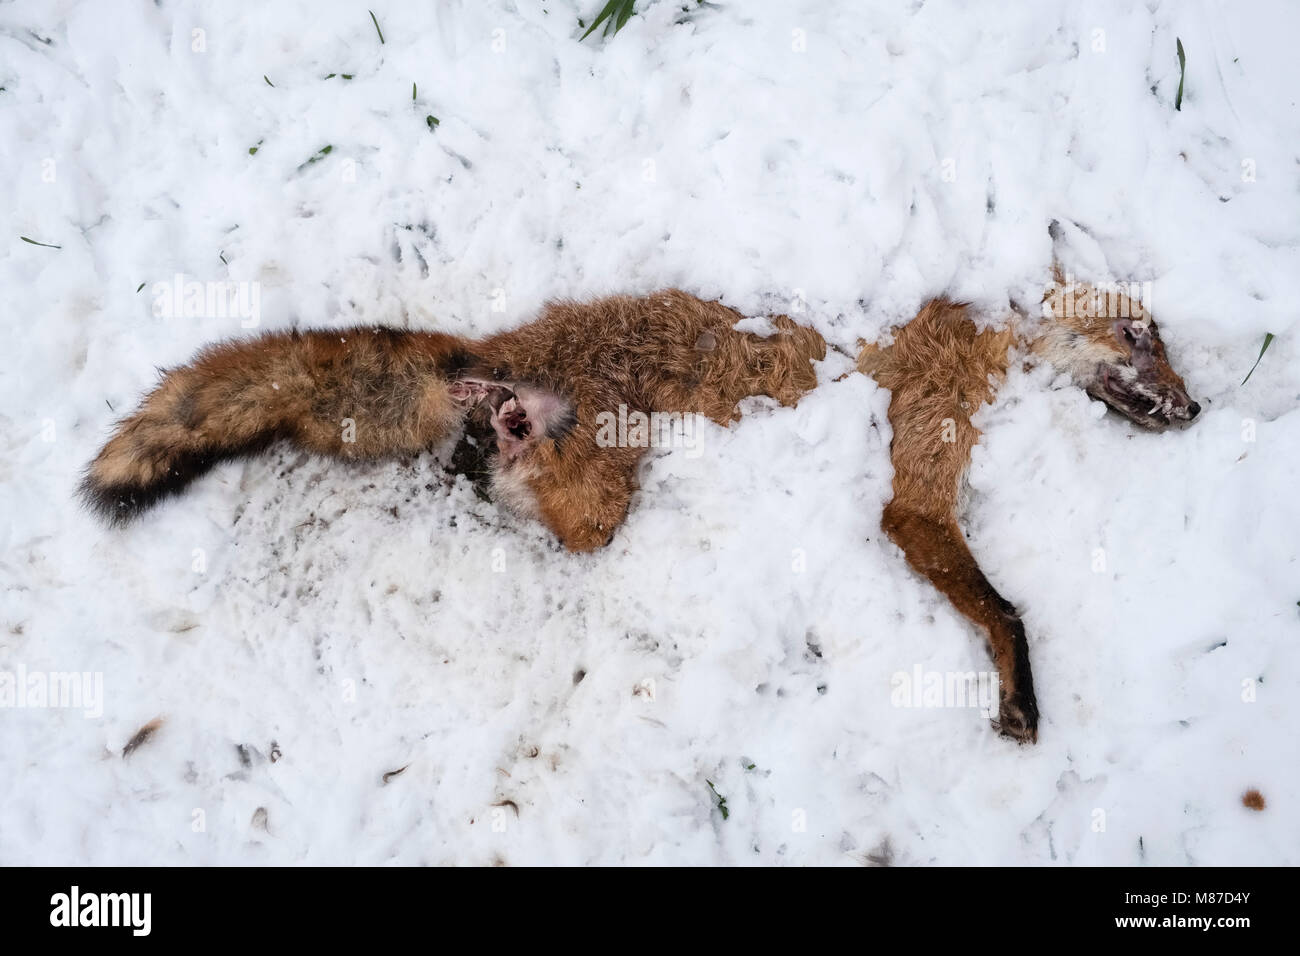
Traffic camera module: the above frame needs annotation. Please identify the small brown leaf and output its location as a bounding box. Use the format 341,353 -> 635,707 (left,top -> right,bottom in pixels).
122,717 -> 164,758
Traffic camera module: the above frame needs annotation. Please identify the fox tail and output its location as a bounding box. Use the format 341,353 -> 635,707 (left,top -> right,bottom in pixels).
81,327 -> 475,524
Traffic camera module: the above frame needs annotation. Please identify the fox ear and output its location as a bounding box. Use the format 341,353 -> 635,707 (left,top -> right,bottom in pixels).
1111,317 -> 1151,346
514,385 -> 577,442
1111,317 -> 1159,372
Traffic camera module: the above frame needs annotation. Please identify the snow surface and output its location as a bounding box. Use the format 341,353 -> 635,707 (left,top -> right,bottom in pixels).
2,0 -> 1298,865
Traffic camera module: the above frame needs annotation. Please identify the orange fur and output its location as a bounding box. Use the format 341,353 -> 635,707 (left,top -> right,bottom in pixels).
83,289 -> 826,551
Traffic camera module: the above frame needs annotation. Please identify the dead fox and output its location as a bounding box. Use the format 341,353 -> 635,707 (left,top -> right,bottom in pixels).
859,278 -> 1199,743
81,289 -> 826,550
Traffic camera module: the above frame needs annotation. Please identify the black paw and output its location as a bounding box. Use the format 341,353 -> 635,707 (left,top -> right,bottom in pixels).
995,690 -> 1039,744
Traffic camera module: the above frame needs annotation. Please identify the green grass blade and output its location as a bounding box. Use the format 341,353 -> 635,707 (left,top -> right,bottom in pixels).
1240,332 -> 1275,385
298,145 -> 334,170
581,1 -> 636,41
615,0 -> 634,32
1175,38 -> 1186,111
706,780 -> 729,820
369,10 -> 384,45
20,236 -> 61,249
580,5 -> 614,40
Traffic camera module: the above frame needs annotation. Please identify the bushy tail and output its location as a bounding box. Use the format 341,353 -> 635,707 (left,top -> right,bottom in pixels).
81,327 -> 474,524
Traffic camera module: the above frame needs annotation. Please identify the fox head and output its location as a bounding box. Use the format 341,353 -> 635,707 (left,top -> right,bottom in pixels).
1036,281 -> 1200,431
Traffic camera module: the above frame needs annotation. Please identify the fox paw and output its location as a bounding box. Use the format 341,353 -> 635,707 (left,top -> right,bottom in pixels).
995,691 -> 1039,744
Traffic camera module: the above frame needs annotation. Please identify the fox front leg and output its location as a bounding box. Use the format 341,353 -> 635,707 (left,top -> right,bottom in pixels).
881,503 -> 1040,744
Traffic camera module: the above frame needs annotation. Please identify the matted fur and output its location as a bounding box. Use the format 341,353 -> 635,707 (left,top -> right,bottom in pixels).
82,289 -> 825,550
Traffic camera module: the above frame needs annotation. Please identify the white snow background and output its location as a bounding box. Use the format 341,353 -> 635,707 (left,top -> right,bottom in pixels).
1,0 -> 1298,865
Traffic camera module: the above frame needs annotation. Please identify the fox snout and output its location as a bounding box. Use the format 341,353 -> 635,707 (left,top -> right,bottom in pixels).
1164,386 -> 1201,425
1087,360 -> 1200,431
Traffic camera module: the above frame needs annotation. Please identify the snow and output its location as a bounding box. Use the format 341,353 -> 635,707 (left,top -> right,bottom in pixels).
2,0 -> 1298,865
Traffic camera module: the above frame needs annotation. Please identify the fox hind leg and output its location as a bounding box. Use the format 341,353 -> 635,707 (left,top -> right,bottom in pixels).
754,315 -> 827,405
667,313 -> 827,424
